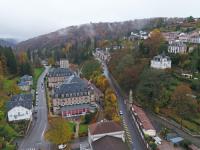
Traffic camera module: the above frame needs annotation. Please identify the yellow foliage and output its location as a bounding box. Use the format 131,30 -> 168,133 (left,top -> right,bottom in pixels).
45,117 -> 72,145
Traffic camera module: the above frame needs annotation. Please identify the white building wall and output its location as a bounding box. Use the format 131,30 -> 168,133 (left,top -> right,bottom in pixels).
151,59 -> 171,69
143,129 -> 156,137
89,131 -> 125,143
60,60 -> 69,68
8,106 -> 32,122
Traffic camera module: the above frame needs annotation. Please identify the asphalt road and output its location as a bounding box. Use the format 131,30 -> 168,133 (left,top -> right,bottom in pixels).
103,63 -> 147,150
19,66 -> 50,150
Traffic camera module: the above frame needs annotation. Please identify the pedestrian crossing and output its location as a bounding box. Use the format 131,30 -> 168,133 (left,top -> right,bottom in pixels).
122,118 -> 133,144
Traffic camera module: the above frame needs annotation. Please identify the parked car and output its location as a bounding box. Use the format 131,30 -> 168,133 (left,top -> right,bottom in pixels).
119,110 -> 123,115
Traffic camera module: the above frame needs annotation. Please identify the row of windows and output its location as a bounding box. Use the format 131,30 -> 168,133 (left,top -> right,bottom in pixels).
55,92 -> 90,98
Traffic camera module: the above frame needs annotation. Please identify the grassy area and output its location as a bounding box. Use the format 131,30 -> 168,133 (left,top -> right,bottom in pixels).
79,123 -> 88,137
161,108 -> 200,134
3,77 -> 19,91
67,121 -> 76,133
33,67 -> 45,89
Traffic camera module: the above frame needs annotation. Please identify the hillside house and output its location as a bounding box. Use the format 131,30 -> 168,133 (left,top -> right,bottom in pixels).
168,40 -> 187,54
151,54 -> 171,69
7,94 -> 33,122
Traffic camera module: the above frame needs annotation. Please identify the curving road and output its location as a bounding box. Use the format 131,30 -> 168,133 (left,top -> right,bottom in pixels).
103,62 -> 147,150
19,66 -> 50,150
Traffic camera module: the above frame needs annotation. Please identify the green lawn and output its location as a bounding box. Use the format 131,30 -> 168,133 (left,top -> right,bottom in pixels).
79,124 -> 88,136
33,67 -> 45,89
67,122 -> 76,133
3,77 -> 19,91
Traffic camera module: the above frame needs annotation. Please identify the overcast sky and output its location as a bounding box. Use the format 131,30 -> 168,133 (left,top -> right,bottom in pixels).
0,0 -> 200,41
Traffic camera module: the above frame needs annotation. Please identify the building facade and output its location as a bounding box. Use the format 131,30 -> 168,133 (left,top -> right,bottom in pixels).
132,105 -> 156,137
7,94 -> 33,122
20,75 -> 33,86
168,41 -> 187,54
151,54 -> 171,69
93,48 -> 111,63
52,76 -> 96,116
47,68 -> 74,88
60,59 -> 69,68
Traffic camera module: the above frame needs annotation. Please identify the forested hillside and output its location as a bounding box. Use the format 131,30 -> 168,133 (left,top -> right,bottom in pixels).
16,18 -> 184,64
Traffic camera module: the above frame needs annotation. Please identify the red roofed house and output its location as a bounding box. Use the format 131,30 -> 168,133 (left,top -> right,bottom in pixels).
132,105 -> 156,137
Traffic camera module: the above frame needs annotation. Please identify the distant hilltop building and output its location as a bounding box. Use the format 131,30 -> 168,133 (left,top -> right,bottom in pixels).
151,53 -> 171,69
93,48 -> 111,63
60,59 -> 69,68
129,30 -> 148,40
168,40 -> 187,54
162,30 -> 200,44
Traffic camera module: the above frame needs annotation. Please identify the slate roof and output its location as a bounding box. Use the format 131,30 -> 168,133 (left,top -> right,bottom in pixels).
91,136 -> 129,150
18,81 -> 29,86
53,76 -> 91,98
48,68 -> 74,77
63,75 -> 86,85
20,75 -> 33,82
53,82 -> 90,98
89,121 -> 123,135
7,94 -> 32,111
153,53 -> 171,62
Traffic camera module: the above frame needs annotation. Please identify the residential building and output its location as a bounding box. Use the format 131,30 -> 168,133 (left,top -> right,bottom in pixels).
162,32 -> 180,42
132,105 -> 156,137
7,94 -> 33,122
47,68 -> 74,88
52,75 -> 96,116
60,59 -> 69,68
93,48 -> 111,63
151,54 -> 171,69
168,40 -> 187,54
20,75 -> 33,86
179,33 -> 189,43
86,120 -> 128,150
18,81 -> 30,91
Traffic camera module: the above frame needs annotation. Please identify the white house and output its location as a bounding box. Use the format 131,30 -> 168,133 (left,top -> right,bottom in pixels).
60,59 -> 69,68
8,106 -> 32,122
7,94 -> 33,122
20,75 -> 33,86
93,48 -> 111,63
151,54 -> 171,69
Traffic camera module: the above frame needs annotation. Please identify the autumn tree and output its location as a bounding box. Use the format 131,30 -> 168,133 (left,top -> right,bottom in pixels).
18,52 -> 33,75
10,84 -> 21,95
171,84 -> 197,127
48,57 -> 56,66
144,29 -> 165,57
45,117 -> 72,149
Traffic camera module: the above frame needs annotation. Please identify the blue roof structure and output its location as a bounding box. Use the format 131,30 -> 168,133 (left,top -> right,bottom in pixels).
170,137 -> 184,144
18,81 -> 29,86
